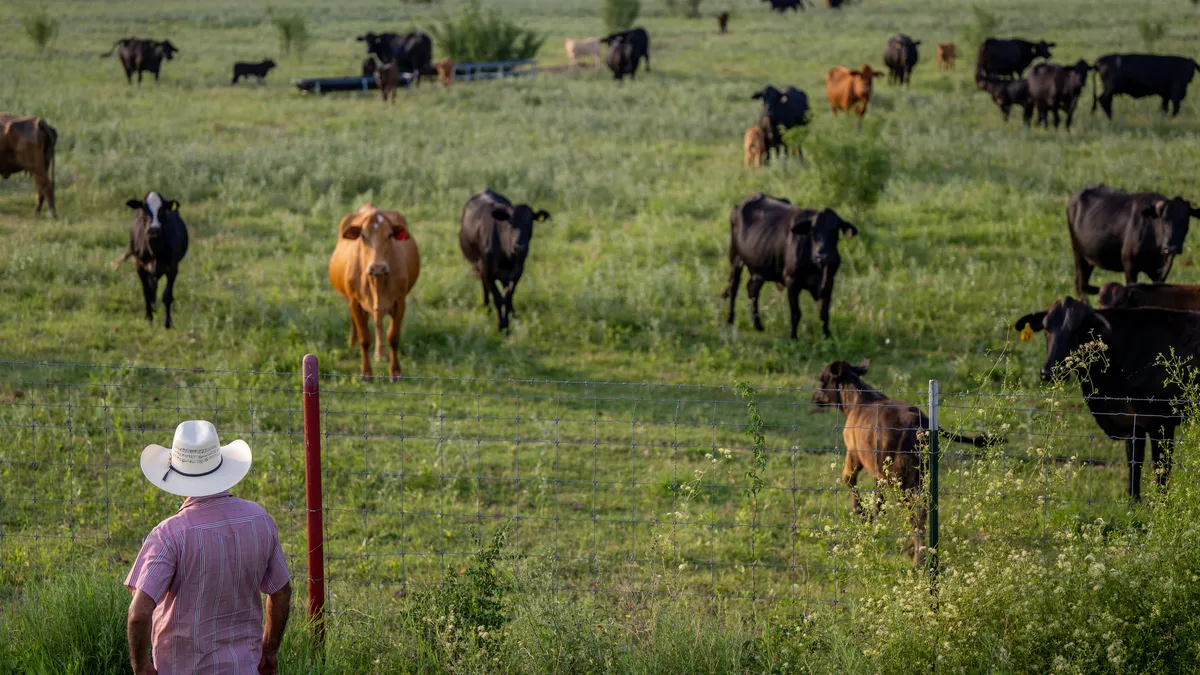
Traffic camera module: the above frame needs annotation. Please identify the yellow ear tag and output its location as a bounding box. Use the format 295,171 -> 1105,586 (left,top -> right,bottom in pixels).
1020,323 -> 1034,342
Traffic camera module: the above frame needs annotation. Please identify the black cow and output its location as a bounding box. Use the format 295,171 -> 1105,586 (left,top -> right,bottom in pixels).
601,27 -> 650,80
1027,60 -> 1090,129
975,73 -> 1034,124
1068,184 -> 1198,299
723,193 -> 858,339
975,38 -> 1054,78
459,189 -> 551,333
752,85 -> 809,157
231,59 -> 277,85
762,0 -> 806,11
1014,298 -> 1200,499
1093,54 -> 1200,120
356,32 -> 434,84
112,192 -> 189,329
101,38 -> 179,85
883,34 -> 920,86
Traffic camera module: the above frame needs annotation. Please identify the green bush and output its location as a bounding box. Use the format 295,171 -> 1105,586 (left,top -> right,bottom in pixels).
270,11 -> 311,59
1137,18 -> 1166,49
664,0 -> 702,19
792,120 -> 892,212
604,0 -> 641,33
960,4 -> 997,53
431,0 -> 545,63
23,11 -> 59,54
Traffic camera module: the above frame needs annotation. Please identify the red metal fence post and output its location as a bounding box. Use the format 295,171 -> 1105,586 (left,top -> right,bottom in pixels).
302,354 -> 326,645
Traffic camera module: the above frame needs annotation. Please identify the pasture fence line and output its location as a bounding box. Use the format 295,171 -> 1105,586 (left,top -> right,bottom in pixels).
0,357 -> 1182,628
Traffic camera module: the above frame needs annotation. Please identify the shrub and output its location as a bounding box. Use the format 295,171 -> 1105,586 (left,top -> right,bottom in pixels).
960,4 -> 997,52
1137,18 -> 1166,50
23,11 -> 59,54
604,0 -> 641,34
793,120 -> 892,212
664,0 -> 702,19
431,1 -> 545,63
270,11 -> 311,59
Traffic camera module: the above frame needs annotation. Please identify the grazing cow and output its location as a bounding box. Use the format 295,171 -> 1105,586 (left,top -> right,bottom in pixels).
752,85 -> 809,157
1098,282 -> 1200,311
975,38 -> 1054,79
975,73 -> 1034,125
744,126 -> 767,169
723,193 -> 858,339
231,59 -> 276,85
1068,184 -> 1198,298
375,62 -> 400,104
436,59 -> 454,87
328,204 -> 420,379
812,359 -> 992,565
936,42 -> 957,70
356,32 -> 434,85
718,12 -> 730,33
1014,298 -> 1200,499
565,38 -> 603,68
101,38 -> 179,85
362,57 -> 378,77
762,0 -> 805,11
601,27 -> 650,75
0,113 -> 57,216
1093,54 -> 1200,120
883,34 -> 920,86
112,193 -> 189,329
459,189 -> 551,333
1026,60 -> 1090,130
825,65 -> 885,120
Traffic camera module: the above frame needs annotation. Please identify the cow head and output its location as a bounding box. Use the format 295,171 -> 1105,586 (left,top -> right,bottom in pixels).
263,59 -> 277,70
1013,297 -> 1111,382
1032,40 -> 1055,60
1140,197 -> 1197,267
792,208 -> 857,268
157,40 -> 179,60
339,204 -> 410,280
752,86 -> 783,106
811,359 -> 872,409
126,192 -> 179,238
1096,282 -> 1133,309
491,204 -> 550,258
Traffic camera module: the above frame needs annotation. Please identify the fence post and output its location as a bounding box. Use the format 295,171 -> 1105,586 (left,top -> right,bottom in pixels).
927,380 -> 940,580
302,354 -> 326,646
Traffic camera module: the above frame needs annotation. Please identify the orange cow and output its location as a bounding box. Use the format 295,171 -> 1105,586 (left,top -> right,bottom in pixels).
329,204 -> 420,379
937,42 -> 957,71
825,65 -> 885,119
743,125 -> 766,169
436,59 -> 455,87
0,113 -> 57,216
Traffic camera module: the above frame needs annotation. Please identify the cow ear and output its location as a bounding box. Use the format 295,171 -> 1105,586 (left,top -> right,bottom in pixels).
126,199 -> 143,210
534,210 -> 551,222
751,91 -> 764,100
342,226 -> 363,240
491,207 -> 512,222
913,40 -> 921,46
853,358 -> 871,375
1190,206 -> 1200,219
790,213 -> 814,234
1141,202 -> 1162,218
839,220 -> 858,237
1013,312 -> 1046,336
828,361 -> 846,378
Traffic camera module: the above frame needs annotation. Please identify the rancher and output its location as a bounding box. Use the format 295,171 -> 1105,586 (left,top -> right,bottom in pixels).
125,420 -> 292,675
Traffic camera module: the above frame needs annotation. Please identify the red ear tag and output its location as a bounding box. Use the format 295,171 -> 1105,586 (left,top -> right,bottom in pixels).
395,229 -> 408,241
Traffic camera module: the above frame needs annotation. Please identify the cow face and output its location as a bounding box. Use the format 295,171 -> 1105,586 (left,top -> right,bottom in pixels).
126,192 -> 179,238
811,359 -> 871,409
263,59 -> 277,70
491,205 -> 550,257
1013,297 -> 1110,382
752,86 -> 783,106
1033,41 -> 1054,60
792,208 -> 857,267
158,40 -> 178,60
1139,197 -> 1197,259
340,205 -> 409,279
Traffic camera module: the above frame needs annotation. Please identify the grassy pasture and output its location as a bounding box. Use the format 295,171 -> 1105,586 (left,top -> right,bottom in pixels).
2,0 -> 1200,619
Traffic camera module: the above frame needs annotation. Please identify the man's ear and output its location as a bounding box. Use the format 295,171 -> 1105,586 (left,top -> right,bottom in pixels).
853,358 -> 871,375
491,207 -> 512,222
126,199 -> 143,210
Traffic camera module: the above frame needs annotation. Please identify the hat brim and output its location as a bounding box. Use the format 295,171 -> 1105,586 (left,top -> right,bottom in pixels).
140,440 -> 252,497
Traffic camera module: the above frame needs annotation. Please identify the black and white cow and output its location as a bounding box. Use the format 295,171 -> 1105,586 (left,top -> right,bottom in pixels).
112,192 -> 189,328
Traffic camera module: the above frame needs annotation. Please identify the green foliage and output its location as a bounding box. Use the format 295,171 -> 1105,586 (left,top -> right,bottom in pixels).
798,120 -> 892,212
664,0 -> 702,19
604,0 -> 641,33
269,10 -> 310,59
0,573 -> 129,674
430,1 -> 545,62
23,11 -> 59,54
961,4 -> 998,51
1137,18 -> 1166,49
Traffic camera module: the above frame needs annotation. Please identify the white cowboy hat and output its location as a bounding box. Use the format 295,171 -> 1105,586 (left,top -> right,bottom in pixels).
140,420 -> 252,497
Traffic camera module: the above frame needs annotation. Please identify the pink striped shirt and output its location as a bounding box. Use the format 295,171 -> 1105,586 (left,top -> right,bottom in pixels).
125,491 -> 290,675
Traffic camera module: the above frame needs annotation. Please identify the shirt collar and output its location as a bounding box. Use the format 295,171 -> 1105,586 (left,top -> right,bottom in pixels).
179,491 -> 234,512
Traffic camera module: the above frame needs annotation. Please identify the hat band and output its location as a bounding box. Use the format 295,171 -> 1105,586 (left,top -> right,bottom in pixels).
162,457 -> 224,482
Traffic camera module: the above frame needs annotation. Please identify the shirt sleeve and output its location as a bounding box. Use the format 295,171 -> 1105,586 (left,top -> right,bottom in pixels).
124,525 -> 177,603
259,516 -> 291,594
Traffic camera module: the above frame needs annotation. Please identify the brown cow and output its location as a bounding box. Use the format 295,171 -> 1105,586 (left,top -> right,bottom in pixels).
743,125 -> 766,169
328,204 -> 420,379
1098,281 -> 1200,311
936,42 -> 957,70
436,59 -> 455,87
0,113 -> 57,216
717,12 -> 729,34
375,62 -> 400,104
825,65 -> 885,120
812,359 -> 991,565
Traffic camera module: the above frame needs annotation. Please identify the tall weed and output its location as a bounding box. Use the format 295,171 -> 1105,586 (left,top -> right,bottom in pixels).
23,11 -> 59,55
431,1 -> 544,62
960,5 -> 998,53
269,11 -> 310,59
798,120 -> 892,212
664,0 -> 702,19
604,0 -> 641,34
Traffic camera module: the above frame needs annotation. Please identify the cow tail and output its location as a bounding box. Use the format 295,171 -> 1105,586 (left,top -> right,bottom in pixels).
941,429 -> 996,448
39,120 -> 55,189
100,40 -> 120,57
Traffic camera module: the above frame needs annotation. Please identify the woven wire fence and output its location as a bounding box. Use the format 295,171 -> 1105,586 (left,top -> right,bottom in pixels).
0,359 -> 1180,617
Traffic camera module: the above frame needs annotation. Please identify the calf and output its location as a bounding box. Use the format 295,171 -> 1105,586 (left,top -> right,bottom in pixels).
601,27 -> 650,78
723,193 -> 858,339
436,59 -> 454,87
0,113 -> 57,216
1098,282 -> 1200,311
812,359 -> 991,565
1027,60 -> 1090,130
362,57 -> 378,77
883,34 -> 920,86
1015,298 -> 1200,499
825,65 -> 885,120
1093,54 -> 1200,120
717,12 -> 729,33
744,126 -> 766,169
565,38 -> 603,68
976,38 -> 1054,78
101,38 -> 179,85
357,31 -> 434,85
1068,184 -> 1198,298
328,204 -> 420,379
375,62 -> 400,104
112,192 -> 189,329
752,85 -> 809,157
459,189 -> 551,333
936,42 -> 957,71
975,73 -> 1033,124
231,59 -> 276,84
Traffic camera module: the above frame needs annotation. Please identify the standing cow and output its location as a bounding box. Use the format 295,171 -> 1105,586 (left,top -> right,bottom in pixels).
356,32 -> 434,85
723,193 -> 858,339
1068,184 -> 1198,299
1093,54 -> 1200,120
975,73 -> 1034,125
112,192 -> 189,329
976,38 -> 1054,79
101,38 -> 179,85
883,34 -> 920,86
937,42 -> 957,71
752,85 -> 809,157
0,113 -> 56,216
1027,60 -> 1090,130
459,189 -> 551,333
601,27 -> 650,81
329,204 -> 420,379
825,65 -> 885,121
565,38 -> 603,68
375,62 -> 401,104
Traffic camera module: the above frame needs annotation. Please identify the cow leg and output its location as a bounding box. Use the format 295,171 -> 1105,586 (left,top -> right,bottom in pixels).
348,301 -> 358,347
137,69 -> 143,86
387,296 -> 406,380
722,259 -> 743,324
1098,92 -> 1114,120
747,275 -> 765,332
1052,108 -> 1061,129
161,266 -> 178,329
137,267 -> 157,323
1127,436 -> 1146,501
503,279 -> 519,320
481,275 -> 492,309
842,453 -> 864,517
814,277 -> 834,339
350,302 -> 373,379
1160,95 -> 1170,118
1022,104 -> 1034,127
1074,250 -> 1096,299
34,172 -> 52,215
372,310 -> 388,361
486,276 -> 507,332
1152,436 -> 1174,489
787,283 -> 803,340
124,66 -> 133,85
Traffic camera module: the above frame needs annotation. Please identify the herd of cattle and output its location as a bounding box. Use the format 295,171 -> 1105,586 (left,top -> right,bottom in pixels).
5,10 -> 1200,561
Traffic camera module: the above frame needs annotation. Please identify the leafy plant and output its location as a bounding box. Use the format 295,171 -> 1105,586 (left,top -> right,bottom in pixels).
796,120 -> 892,211
430,0 -> 545,63
269,10 -> 310,59
960,4 -> 997,51
23,11 -> 59,54
604,0 -> 641,33
664,0 -> 702,19
1137,18 -> 1166,49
